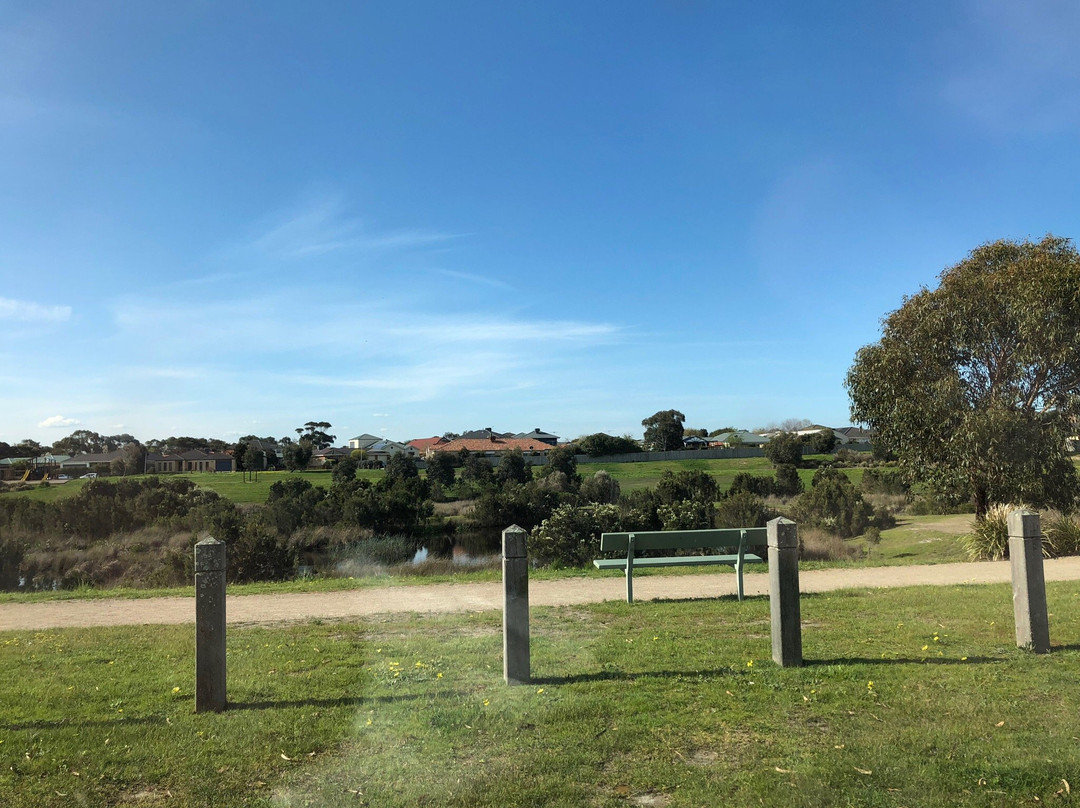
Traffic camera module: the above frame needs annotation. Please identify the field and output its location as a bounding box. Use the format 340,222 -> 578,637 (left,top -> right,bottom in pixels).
2,580 -> 1079,806
5,457 -> 861,503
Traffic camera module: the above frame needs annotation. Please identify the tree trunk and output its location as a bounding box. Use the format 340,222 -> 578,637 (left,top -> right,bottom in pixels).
973,484 -> 989,521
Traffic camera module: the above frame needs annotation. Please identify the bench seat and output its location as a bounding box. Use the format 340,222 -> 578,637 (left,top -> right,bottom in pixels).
592,553 -> 764,570
594,527 -> 768,603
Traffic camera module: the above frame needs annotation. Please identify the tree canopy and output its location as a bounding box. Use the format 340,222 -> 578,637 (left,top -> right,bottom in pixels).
846,235 -> 1080,518
641,409 -> 686,452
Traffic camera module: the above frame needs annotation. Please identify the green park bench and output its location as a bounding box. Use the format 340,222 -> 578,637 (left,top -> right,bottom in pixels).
593,527 -> 768,604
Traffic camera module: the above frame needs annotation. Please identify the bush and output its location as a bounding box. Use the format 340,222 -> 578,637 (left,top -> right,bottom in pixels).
793,467 -> 873,538
656,470 -> 718,505
960,503 -> 1018,561
714,491 -> 773,529
763,432 -> 804,467
580,470 -> 621,505
1044,513 -> 1080,558
657,500 -> 713,530
531,503 -> 622,567
861,468 -> 909,496
774,464 -> 803,497
728,473 -> 775,498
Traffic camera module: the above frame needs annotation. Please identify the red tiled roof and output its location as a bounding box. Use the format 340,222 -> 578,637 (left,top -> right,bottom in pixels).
430,438 -> 555,453
407,436 -> 448,451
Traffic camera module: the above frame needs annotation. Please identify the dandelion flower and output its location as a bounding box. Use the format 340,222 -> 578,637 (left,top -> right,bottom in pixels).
536,688 -> 545,694
172,686 -> 180,694
747,660 -> 754,668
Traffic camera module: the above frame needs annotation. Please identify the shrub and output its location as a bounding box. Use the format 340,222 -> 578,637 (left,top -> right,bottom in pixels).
1044,513 -> 1080,558
960,503 -> 1020,561
656,470 -> 718,505
774,464 -> 804,497
861,468 -> 909,496
793,467 -> 873,538
763,432 -> 804,467
714,491 -> 773,529
531,503 -> 622,567
728,473 -> 775,498
580,470 -> 621,505
657,500 -> 713,530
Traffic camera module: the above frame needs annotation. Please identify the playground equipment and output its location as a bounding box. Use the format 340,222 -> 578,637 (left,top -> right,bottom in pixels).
19,468 -> 30,482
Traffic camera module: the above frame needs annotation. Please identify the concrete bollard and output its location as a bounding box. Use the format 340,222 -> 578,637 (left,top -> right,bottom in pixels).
1008,510 -> 1050,653
767,517 -> 802,667
502,524 -> 530,685
195,538 -> 227,712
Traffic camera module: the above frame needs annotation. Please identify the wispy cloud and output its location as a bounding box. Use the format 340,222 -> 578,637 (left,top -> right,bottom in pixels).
0,296 -> 71,322
433,268 -> 513,290
38,415 -> 79,428
246,196 -> 462,260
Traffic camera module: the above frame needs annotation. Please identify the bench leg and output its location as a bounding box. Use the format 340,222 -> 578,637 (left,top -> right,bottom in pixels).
735,559 -> 744,602
626,565 -> 634,604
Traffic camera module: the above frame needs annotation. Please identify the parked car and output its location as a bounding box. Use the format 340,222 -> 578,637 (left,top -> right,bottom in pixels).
56,474 -> 69,480
82,472 -> 98,479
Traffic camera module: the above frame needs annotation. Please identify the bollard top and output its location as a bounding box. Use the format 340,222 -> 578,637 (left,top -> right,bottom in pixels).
1007,508 -> 1041,539
502,524 -> 527,558
194,537 -> 226,572
767,516 -> 798,549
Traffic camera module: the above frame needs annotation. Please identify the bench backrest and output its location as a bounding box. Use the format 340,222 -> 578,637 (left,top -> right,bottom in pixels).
599,527 -> 768,554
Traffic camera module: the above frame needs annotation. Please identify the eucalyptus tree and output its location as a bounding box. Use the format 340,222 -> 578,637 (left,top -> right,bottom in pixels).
846,235 -> 1080,518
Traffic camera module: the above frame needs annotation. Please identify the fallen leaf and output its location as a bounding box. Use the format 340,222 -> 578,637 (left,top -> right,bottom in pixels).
854,767 -> 872,775
995,721 -> 1005,728
281,753 -> 292,761
775,766 -> 792,774
1064,779 -> 1071,794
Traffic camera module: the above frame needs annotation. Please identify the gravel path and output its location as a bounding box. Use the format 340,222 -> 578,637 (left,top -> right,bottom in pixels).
5,557 -> 1080,631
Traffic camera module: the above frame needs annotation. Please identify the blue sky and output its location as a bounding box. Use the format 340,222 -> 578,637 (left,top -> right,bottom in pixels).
3,1 -> 1079,446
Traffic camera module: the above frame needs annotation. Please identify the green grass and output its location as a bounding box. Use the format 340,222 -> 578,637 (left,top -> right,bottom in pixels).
860,513 -> 973,565
8,457 -> 866,503
3,581 -> 1079,806
2,470 -> 382,505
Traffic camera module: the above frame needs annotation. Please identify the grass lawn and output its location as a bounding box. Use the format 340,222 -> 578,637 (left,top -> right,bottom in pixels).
2,581 -> 1079,806
6,455 -> 871,503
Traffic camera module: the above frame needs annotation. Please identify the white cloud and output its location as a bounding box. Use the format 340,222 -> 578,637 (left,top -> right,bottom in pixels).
0,296 -> 71,322
433,268 -> 512,290
246,196 -> 461,260
39,415 -> 79,428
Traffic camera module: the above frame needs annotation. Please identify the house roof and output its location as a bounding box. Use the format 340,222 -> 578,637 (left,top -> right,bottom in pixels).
431,437 -> 556,454
312,446 -> 351,457
712,431 -> 770,445
459,429 -> 513,440
514,428 -> 559,441
834,426 -> 874,439
407,436 -> 447,451
65,450 -> 124,464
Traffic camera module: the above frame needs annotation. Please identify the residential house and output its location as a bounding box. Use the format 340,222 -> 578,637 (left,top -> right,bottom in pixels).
347,434 -> 384,451
407,436 -> 448,454
146,450 -> 236,473
309,447 -> 352,467
513,428 -> 560,446
427,435 -> 557,458
710,431 -> 771,448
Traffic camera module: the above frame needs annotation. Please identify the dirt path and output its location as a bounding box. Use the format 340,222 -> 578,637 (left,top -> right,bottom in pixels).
5,557 -> 1080,631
